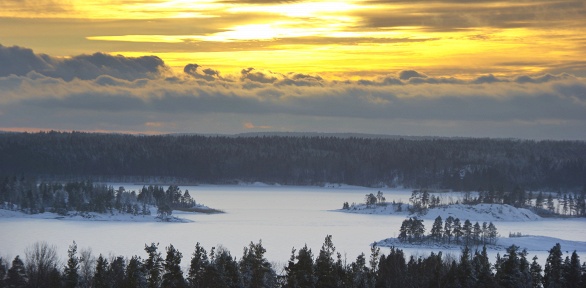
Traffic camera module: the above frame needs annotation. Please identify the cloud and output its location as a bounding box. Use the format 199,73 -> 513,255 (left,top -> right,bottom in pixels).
184,63 -> 223,81
0,44 -> 167,81
243,122 -> 273,129
398,70 -> 427,80
356,1 -> 586,31
1,45 -> 586,140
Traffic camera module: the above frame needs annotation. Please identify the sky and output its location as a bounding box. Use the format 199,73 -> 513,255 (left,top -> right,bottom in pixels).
0,0 -> 585,140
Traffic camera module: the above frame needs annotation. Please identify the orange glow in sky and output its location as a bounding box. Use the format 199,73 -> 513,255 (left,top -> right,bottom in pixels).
1,0 -> 584,78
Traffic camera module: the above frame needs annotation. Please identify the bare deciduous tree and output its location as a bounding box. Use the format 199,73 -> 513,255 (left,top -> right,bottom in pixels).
25,241 -> 59,288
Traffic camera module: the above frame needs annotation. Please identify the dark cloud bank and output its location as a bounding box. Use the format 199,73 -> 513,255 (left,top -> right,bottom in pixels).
1,44 -> 585,140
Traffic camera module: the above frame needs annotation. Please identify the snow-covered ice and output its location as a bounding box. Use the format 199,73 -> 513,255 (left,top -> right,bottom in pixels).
1,185 -> 584,265
338,203 -> 541,222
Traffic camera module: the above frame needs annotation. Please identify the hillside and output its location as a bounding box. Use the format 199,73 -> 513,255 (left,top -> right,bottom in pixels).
0,131 -> 585,190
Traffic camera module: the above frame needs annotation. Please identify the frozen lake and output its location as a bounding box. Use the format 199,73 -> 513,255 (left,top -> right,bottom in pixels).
1,185 -> 585,268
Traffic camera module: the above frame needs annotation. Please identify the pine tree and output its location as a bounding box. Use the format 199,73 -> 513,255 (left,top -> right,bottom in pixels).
162,244 -> 186,288
285,245 -> 315,288
0,257 -> 7,287
315,235 -> 337,288
188,242 -> 209,288
458,246 -> 476,287
529,256 -> 543,288
6,255 -> 28,288
444,216 -> 454,244
144,243 -> 163,288
376,247 -> 407,288
109,256 -> 126,288
564,251 -> 582,288
544,243 -> 564,288
93,254 -> 110,288
240,241 -> 275,288
63,241 -> 80,288
474,246 -> 496,288
495,245 -> 525,288
488,222 -> 498,244
431,216 -> 443,242
125,256 -> 147,288
453,218 -> 463,244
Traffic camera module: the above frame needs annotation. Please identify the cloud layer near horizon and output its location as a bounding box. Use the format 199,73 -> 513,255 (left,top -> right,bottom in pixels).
1,45 -> 585,140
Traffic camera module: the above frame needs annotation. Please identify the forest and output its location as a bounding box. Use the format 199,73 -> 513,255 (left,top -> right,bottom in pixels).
0,178 -> 200,218
1,236 -> 585,288
0,131 -> 585,191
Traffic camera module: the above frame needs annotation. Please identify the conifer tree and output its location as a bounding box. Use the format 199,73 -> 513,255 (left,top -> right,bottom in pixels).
63,241 -> 80,288
564,251 -> 582,288
444,216 -> 454,244
544,243 -> 564,288
144,243 -> 163,288
431,216 -> 443,242
162,244 -> 186,288
0,257 -> 7,288
125,256 -> 147,288
285,245 -> 315,288
315,235 -> 336,288
188,242 -> 209,288
5,255 -> 28,288
93,254 -> 110,288
109,256 -> 126,288
529,256 -> 543,288
474,246 -> 496,288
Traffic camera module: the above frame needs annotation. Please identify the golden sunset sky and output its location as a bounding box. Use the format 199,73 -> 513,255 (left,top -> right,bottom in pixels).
1,0 -> 585,138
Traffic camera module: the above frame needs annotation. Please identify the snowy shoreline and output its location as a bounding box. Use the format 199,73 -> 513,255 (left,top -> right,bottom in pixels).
336,203 -> 542,222
375,235 -> 586,253
0,208 -> 197,223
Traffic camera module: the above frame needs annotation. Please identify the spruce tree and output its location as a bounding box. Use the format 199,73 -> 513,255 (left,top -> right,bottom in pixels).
315,235 -> 336,288
188,242 -> 209,288
144,243 -> 163,288
529,256 -> 543,288
431,216 -> 443,242
285,245 -> 315,288
162,244 -> 186,288
0,257 -> 7,288
5,255 -> 28,288
544,243 -> 564,288
93,254 -> 110,288
240,241 -> 275,288
564,251 -> 582,288
125,256 -> 147,288
63,241 -> 80,288
109,256 -> 126,288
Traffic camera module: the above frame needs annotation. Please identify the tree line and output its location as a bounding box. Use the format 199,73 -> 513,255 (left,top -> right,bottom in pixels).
0,177 -> 196,219
399,216 -> 498,246
1,131 -> 585,191
2,236 -> 585,288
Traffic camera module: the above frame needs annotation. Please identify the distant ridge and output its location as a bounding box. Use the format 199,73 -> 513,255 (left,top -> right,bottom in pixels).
179,131 -> 470,140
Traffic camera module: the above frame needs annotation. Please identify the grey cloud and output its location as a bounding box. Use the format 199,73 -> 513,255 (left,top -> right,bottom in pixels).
2,46 -> 585,139
356,1 -> 586,31
0,44 -> 55,77
399,70 -> 427,80
240,68 -> 280,84
473,74 -> 504,84
184,64 -> 223,81
0,45 -> 167,81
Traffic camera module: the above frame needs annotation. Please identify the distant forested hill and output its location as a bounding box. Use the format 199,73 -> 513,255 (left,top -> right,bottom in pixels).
0,131 -> 585,191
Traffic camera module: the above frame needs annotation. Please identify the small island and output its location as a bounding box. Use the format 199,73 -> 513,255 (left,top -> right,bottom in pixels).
0,179 -> 223,222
